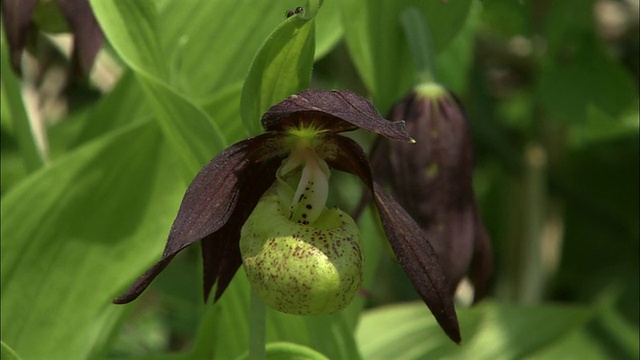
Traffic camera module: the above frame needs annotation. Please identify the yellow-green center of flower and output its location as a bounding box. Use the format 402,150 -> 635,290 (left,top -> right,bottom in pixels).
276,126 -> 331,225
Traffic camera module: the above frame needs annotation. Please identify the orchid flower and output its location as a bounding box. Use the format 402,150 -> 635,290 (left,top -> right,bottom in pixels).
114,89 -> 461,343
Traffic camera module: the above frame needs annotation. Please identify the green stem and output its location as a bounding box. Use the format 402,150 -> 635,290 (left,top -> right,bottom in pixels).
249,288 -> 266,360
519,143 -> 547,304
400,7 -> 437,84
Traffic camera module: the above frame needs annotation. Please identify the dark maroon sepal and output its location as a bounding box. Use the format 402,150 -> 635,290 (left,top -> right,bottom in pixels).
261,89 -> 412,141
113,133 -> 285,304
322,134 -> 461,344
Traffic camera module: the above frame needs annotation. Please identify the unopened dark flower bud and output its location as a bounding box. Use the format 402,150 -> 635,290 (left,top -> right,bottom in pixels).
369,83 -> 492,301
2,0 -> 104,77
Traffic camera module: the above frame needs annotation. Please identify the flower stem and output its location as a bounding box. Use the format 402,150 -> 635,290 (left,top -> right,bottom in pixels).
249,288 -> 266,360
400,7 -> 437,84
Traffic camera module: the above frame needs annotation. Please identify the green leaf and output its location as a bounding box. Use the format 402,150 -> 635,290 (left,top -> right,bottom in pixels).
479,1 -> 532,37
154,0 -> 325,100
91,0 -> 227,177
1,341 -> 22,360
241,6 -> 317,135
356,301 -> 593,360
91,1 -> 167,78
435,0 -> 481,94
526,328 -> 611,360
1,121 -> 185,360
199,82 -> 246,145
72,70 -> 149,146
537,35 -> 638,124
236,342 -> 331,360
314,0 -> 344,60
137,72 -> 228,174
340,0 -> 472,110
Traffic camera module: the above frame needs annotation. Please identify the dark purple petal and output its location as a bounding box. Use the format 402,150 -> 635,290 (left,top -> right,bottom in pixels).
56,0 -> 104,76
2,0 -> 38,74
373,183 -> 461,343
200,153 -> 283,302
114,133 -> 286,304
261,89 -> 411,141
322,134 -> 461,343
112,255 -> 177,304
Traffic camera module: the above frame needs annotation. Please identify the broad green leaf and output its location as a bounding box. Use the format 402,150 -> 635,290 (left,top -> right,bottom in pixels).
340,0 -> 472,111
435,0 -> 481,94
1,121 -> 185,360
73,70 -> 149,146
314,0 -> 344,60
45,71 -> 150,158
453,303 -> 593,359
526,328 -> 612,360
537,35 -> 638,124
479,1 -> 532,37
356,301 -> 477,359
236,342 -> 331,360
155,0 -> 334,100
537,0 -> 637,123
1,341 -> 22,360
241,4 -> 317,135
543,0 -> 595,55
596,297 -> 640,358
1,28 -> 45,171
136,72 -> 228,174
199,82 -> 246,145
91,0 -> 226,177
356,301 -> 593,360
89,1 -> 167,79
569,106 -> 639,148
529,289 -> 638,359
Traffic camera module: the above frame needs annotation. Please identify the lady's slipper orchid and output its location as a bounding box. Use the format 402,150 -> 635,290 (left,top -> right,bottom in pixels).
368,83 -> 493,301
113,89 -> 461,343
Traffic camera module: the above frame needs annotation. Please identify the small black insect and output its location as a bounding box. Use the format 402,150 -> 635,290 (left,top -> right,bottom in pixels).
286,6 -> 304,18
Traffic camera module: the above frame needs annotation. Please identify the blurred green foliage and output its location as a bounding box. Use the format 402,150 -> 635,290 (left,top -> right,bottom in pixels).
1,0 -> 638,359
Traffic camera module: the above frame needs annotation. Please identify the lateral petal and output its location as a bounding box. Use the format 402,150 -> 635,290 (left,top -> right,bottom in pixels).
114,132 -> 285,304
200,152 -> 283,302
321,134 -> 461,343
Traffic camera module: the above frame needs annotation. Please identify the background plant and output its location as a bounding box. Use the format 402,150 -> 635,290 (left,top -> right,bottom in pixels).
1,0 -> 638,359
